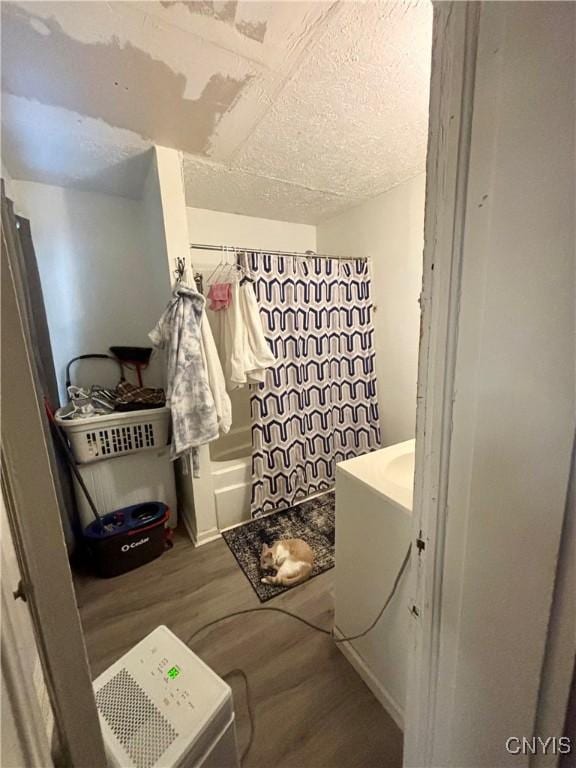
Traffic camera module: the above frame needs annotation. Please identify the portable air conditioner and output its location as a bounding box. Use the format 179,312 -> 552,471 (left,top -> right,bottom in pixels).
93,626 -> 240,768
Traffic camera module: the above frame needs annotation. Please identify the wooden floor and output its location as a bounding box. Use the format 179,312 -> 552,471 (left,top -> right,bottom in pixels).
74,528 -> 403,768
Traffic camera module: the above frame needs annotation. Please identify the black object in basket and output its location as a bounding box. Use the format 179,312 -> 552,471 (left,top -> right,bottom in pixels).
64,353 -> 165,411
83,502 -> 169,578
110,346 -> 153,390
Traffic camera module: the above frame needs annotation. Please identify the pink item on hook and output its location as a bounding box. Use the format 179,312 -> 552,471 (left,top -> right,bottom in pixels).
208,283 -> 232,311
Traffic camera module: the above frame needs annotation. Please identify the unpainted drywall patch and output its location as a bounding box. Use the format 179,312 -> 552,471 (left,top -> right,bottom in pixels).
1,93 -> 153,199
1,5 -> 252,155
160,0 -> 267,43
160,1 -> 237,24
234,20 -> 267,44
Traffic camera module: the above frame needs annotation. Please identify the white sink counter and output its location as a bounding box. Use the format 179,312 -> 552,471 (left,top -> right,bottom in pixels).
334,438 -> 416,729
336,438 -> 415,513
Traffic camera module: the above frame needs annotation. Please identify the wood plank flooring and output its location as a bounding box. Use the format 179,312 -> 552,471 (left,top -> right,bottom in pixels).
74,528 -> 403,768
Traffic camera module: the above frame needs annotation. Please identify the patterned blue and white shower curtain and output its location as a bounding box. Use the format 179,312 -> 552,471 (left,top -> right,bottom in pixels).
246,252 -> 381,517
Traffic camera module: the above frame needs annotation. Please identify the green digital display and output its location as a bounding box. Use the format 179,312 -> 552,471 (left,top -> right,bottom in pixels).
167,666 -> 180,680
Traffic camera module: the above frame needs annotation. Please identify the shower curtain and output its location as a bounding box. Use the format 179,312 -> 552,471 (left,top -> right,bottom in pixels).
246,252 -> 381,517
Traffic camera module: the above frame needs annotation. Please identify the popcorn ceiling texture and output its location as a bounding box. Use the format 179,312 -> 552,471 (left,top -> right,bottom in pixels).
182,155 -> 357,224
232,2 -> 432,204
1,0 -> 432,223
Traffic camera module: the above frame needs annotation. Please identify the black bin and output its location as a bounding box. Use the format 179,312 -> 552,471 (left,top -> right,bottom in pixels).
84,502 -> 169,578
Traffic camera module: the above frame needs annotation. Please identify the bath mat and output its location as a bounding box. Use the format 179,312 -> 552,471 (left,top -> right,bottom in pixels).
221,492 -> 335,602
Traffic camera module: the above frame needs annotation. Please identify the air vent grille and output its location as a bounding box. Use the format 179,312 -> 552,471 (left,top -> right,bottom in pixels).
95,668 -> 178,768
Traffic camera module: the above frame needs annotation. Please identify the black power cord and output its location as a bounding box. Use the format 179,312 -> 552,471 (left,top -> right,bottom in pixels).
222,669 -> 255,764
186,544 -> 412,765
186,543 -> 411,646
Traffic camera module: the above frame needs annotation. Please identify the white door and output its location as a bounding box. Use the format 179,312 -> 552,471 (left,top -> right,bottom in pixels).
1,188 -> 108,766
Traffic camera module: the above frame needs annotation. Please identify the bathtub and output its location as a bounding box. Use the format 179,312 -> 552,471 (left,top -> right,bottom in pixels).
178,320 -> 255,541
209,426 -> 252,530
334,438 -> 415,729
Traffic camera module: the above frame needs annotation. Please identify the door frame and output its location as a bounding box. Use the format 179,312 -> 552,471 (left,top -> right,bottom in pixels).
1,199 -> 107,766
404,2 -> 574,765
1,490 -> 54,768
404,4 -> 481,762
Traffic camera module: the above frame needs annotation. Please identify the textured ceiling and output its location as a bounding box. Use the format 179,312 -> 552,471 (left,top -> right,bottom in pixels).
1,1 -> 432,224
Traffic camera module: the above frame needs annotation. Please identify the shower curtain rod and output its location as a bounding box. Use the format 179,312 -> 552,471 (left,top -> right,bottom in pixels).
189,242 -> 368,263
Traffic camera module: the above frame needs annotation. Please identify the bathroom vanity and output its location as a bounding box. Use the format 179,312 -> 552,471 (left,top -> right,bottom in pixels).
334,439 -> 415,730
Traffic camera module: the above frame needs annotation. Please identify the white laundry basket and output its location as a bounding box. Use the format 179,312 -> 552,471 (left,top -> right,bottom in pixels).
55,407 -> 171,464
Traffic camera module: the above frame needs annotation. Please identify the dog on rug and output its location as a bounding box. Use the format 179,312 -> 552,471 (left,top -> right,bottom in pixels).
260,539 -> 314,587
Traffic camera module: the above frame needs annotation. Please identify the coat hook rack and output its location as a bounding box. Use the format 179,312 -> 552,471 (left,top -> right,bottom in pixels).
174,257 -> 186,283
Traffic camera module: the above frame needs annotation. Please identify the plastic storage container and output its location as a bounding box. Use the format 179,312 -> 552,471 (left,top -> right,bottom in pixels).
84,501 -> 169,578
55,407 -> 171,464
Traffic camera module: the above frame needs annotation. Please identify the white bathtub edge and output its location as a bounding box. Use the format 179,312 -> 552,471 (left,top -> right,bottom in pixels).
333,626 -> 405,731
211,453 -> 251,471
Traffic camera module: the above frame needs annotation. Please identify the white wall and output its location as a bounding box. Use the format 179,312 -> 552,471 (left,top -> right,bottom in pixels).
141,150 -> 171,311
13,179 -> 171,403
187,206 -> 316,267
317,174 -> 425,447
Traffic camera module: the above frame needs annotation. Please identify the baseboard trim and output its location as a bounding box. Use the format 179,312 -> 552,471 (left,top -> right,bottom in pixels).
333,626 -> 405,731
180,513 -> 221,548
193,527 -> 221,547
